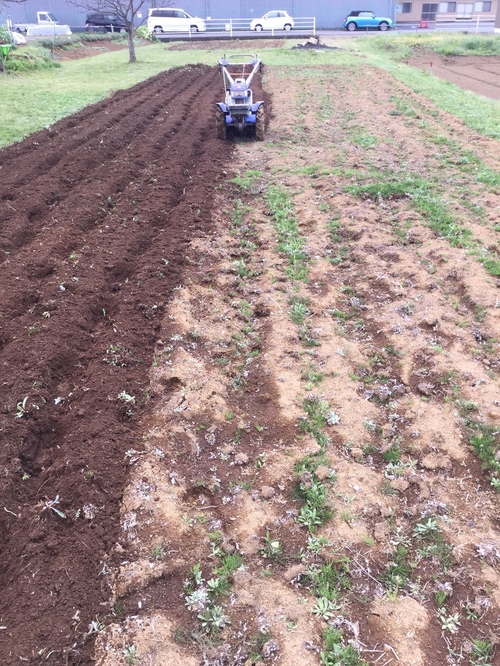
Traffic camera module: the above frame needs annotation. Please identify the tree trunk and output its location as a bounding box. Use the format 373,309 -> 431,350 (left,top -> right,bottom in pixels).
127,28 -> 136,63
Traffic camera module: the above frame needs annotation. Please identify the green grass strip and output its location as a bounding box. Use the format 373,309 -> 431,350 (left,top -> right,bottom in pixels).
348,35 -> 500,139
266,185 -> 310,281
346,176 -> 500,275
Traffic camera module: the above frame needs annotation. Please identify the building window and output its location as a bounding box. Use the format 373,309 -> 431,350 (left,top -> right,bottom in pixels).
439,2 -> 456,11
474,1 -> 491,10
401,3 -> 412,12
422,3 -> 439,19
457,3 -> 473,16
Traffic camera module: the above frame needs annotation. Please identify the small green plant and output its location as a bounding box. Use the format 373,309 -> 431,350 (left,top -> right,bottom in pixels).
216,551 -> 243,580
255,452 -> 266,467
438,610 -> 461,633
185,587 -> 209,612
103,344 -> 125,366
122,645 -> 138,665
381,480 -> 398,496
4,45 -> 60,73
302,364 -> 326,387
434,590 -> 447,607
230,169 -> 263,192
380,545 -> 411,593
0,25 -> 13,44
300,395 -> 330,438
135,24 -> 157,40
289,297 -> 309,325
267,185 -> 310,282
117,390 -> 135,404
14,397 -> 29,419
248,631 -> 272,661
413,517 -> 438,538
465,604 -> 479,621
470,639 -> 493,665
261,532 -> 283,561
190,563 -> 204,587
307,535 -> 329,554
112,600 -> 124,616
382,445 -> 401,464
360,534 -> 375,546
321,627 -> 368,666
340,510 -> 354,524
312,596 -> 339,620
41,495 -> 66,519
466,420 -> 499,489
304,558 -> 351,602
150,544 -> 165,560
198,605 -> 230,633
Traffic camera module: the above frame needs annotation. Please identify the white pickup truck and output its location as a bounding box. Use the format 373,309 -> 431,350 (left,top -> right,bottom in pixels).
13,11 -> 72,37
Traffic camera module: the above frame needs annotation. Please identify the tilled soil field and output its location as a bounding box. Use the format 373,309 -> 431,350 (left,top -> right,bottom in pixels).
407,54 -> 500,100
1,47 -> 499,666
0,63 -> 259,664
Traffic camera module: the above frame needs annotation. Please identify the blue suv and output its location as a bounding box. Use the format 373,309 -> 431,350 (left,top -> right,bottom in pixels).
343,10 -> 393,31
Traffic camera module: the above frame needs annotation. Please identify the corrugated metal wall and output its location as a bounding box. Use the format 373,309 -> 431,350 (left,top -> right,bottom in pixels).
0,0 -> 393,30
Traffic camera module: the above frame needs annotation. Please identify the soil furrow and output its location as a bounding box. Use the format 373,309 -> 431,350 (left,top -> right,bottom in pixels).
0,63 -> 234,665
0,67 -> 219,253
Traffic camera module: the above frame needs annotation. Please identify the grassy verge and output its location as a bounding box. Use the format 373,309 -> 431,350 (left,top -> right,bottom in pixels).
349,33 -> 500,138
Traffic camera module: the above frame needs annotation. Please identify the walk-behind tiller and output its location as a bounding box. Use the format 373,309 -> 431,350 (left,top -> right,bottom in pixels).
216,54 -> 265,140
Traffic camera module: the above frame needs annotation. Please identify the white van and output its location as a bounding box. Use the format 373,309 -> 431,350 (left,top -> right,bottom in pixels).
147,8 -> 206,33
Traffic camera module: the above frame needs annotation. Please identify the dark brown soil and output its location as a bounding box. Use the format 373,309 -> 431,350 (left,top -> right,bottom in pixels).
0,64 -> 267,665
52,41 -> 129,60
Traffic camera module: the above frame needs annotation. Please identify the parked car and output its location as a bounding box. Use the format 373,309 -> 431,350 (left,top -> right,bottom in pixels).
86,12 -> 126,32
147,8 -> 206,33
343,10 -> 393,31
13,11 -> 72,36
250,10 -> 294,31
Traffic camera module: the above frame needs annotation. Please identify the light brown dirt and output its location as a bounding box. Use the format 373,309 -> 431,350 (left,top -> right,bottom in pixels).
93,59 -> 499,665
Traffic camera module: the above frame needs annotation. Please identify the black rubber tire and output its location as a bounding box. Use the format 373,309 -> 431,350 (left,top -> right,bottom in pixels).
284,23 -> 292,31
346,22 -> 357,31
255,106 -> 265,142
153,26 -> 163,33
190,25 -> 199,32
255,24 -> 263,31
379,21 -> 389,31
216,109 -> 227,140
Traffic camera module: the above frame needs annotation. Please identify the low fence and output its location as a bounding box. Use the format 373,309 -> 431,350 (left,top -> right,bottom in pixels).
433,13 -> 495,32
192,16 -> 316,36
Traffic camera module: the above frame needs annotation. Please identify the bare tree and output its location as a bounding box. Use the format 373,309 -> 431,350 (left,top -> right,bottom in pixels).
69,0 -> 158,63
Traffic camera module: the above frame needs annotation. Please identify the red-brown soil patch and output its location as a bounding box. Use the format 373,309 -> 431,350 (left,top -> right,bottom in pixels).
53,40 -> 128,60
407,53 -> 500,99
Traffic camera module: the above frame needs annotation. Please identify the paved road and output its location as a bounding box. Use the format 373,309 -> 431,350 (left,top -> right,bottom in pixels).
155,21 -> 495,42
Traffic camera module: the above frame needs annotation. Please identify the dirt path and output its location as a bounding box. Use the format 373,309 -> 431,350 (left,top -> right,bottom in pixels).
0,51 -> 499,666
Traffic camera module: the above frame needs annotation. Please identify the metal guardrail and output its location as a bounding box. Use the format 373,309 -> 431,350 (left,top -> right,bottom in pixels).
433,13 -> 495,32
177,16 -> 316,36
